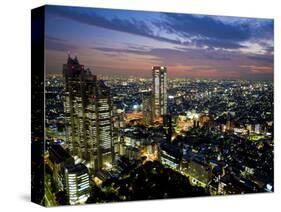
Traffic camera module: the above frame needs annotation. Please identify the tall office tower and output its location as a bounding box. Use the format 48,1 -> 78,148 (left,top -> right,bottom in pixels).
63,164 -> 90,205
142,92 -> 153,125
152,66 -> 168,119
163,114 -> 172,142
63,55 -> 113,171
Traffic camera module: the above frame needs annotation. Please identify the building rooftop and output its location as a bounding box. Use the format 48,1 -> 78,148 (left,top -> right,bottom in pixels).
64,163 -> 88,174
49,144 -> 73,164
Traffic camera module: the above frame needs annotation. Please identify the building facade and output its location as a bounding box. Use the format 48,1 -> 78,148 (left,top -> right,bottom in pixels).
63,164 -> 90,205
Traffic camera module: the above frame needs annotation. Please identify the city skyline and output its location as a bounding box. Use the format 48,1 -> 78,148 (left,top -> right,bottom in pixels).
32,5 -> 274,207
41,58 -> 274,205
46,5 -> 273,80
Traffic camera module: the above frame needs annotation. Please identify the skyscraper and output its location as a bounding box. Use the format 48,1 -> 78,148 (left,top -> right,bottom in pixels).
152,66 -> 168,119
163,114 -> 172,142
63,55 -> 113,171
142,92 -> 153,125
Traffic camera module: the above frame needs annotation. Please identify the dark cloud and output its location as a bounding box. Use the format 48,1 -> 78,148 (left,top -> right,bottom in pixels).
251,20 -> 274,40
46,35 -> 67,42
265,46 -> 274,54
47,6 -> 273,51
46,35 -> 77,52
47,6 -> 152,36
93,46 -> 233,64
93,47 -> 148,55
158,13 -> 273,50
161,13 -> 252,41
47,6 -> 182,46
247,55 -> 274,64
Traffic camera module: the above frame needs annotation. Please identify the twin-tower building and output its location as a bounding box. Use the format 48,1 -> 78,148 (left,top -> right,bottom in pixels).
63,56 -> 113,171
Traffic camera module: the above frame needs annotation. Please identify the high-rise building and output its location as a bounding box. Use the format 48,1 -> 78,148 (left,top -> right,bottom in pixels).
152,66 -> 168,119
163,114 -> 172,142
63,163 -> 90,205
142,92 -> 153,125
63,55 -> 113,171
225,113 -> 235,132
226,120 -> 235,131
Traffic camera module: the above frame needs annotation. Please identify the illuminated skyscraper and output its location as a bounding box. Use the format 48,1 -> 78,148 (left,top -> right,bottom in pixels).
63,55 -> 113,171
152,66 -> 168,119
63,163 -> 90,205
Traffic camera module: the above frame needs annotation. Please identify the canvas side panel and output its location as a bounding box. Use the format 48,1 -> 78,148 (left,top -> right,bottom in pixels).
31,6 -> 45,206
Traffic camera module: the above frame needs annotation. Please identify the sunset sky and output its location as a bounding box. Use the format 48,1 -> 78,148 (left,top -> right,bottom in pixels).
45,5 -> 274,80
